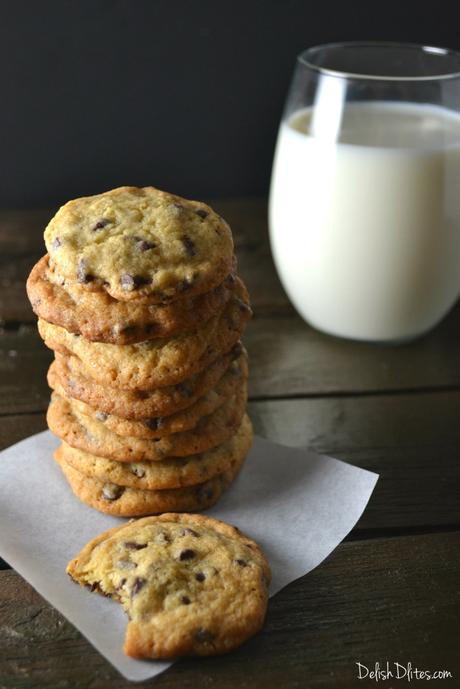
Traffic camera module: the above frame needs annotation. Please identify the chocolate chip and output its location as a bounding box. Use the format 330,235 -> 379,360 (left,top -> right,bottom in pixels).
116,324 -> 136,337
116,560 -> 137,570
77,259 -> 94,284
130,464 -> 146,478
175,382 -> 192,397
181,235 -> 197,257
84,582 -> 110,598
131,577 -> 146,596
51,237 -> 61,250
236,297 -> 251,313
124,542 -> 148,550
195,572 -> 205,582
195,209 -> 208,219
95,411 -> 108,422
85,581 -> 100,592
144,417 -> 162,431
101,484 -> 124,501
194,628 -> 215,642
91,218 -> 110,231
178,277 -> 193,292
136,239 -> 156,252
226,315 -> 237,329
230,342 -> 243,360
116,578 -> 127,591
197,485 -> 214,501
181,595 -> 191,605
179,549 -> 196,561
236,559 -> 248,567
180,528 -> 200,537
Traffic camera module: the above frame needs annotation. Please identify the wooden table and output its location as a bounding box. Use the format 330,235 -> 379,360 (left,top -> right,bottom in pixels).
1,200 -> 459,688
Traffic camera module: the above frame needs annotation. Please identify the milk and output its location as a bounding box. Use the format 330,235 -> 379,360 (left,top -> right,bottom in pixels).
269,102 -> 460,341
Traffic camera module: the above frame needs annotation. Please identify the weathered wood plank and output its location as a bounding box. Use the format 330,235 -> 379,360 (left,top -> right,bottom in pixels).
6,307 -> 460,399
0,208 -> 53,253
250,391 -> 460,452
215,199 -> 291,313
0,200 -> 288,323
0,257 -> 39,323
247,309 -> 460,396
249,392 -> 460,529
1,391 -> 459,532
0,242 -> 289,322
0,412 -> 46,451
0,531 -> 457,688
2,314 -> 460,420
0,209 -> 52,323
0,328 -> 52,415
0,200 -> 267,256
1,200 -> 458,687
3,200 -> 460,397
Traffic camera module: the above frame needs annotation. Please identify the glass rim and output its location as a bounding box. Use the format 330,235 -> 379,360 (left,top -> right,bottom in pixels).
298,41 -> 460,82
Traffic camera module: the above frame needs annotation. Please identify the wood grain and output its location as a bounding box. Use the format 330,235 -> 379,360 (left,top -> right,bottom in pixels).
2,314 -> 460,420
249,392 -> 460,529
246,311 -> 460,396
1,390 -> 459,534
0,328 -> 52,415
0,531 -> 457,689
3,200 -> 460,400
0,200 -> 288,322
1,199 -> 459,688
0,412 -> 46,451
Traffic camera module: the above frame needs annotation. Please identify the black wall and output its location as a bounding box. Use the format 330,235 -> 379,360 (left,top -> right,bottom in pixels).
1,0 -> 460,207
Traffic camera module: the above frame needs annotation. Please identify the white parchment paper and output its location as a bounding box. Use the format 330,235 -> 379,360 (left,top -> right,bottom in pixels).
0,431 -> 378,682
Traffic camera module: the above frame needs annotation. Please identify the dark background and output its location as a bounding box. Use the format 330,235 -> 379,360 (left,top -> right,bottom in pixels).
1,0 -> 460,208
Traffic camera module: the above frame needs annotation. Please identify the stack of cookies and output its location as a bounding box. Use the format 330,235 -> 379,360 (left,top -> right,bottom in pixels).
27,186 -> 253,517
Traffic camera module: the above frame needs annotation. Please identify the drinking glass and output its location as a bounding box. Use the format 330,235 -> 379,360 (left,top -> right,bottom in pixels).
269,42 -> 460,342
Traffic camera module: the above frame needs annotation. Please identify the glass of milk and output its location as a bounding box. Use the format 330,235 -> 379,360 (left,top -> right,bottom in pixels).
269,42 -> 460,342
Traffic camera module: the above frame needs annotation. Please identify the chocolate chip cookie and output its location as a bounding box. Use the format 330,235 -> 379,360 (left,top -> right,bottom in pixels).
44,186 -> 234,303
55,413 -> 252,490
51,353 -> 247,437
27,254 -> 237,344
66,512 -> 270,658
38,277 -> 251,390
47,383 -> 247,462
27,184 -> 254,522
48,345 -> 244,420
55,438 -> 248,516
